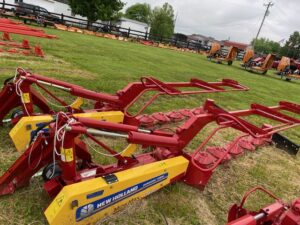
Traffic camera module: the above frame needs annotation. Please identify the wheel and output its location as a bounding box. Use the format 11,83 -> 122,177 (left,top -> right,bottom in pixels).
3,76 -> 14,85
228,61 -> 233,66
285,78 -> 292,82
42,162 -> 61,181
11,109 -> 24,120
262,70 -> 267,75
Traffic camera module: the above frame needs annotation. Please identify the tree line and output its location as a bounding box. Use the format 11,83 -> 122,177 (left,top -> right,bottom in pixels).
252,31 -> 300,59
69,0 -> 175,40
68,0 -> 300,59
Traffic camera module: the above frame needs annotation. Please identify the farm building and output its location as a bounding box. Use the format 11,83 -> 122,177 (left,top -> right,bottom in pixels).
115,17 -> 150,38
221,40 -> 250,51
3,0 -> 71,15
2,0 -> 151,35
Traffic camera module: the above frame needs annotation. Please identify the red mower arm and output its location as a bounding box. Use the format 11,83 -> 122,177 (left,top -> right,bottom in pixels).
227,187 -> 300,225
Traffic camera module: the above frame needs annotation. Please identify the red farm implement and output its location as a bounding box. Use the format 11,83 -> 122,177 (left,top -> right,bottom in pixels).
0,18 -> 55,57
0,18 -> 56,39
0,68 -> 249,127
0,98 -> 300,224
227,186 -> 300,225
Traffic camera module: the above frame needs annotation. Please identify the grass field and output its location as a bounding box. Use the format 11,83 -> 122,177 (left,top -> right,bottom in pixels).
0,28 -> 300,225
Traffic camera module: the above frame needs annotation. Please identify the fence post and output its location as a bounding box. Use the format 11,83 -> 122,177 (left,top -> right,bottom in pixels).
61,13 -> 64,23
127,28 -> 130,38
2,0 -> 4,10
160,35 -> 163,43
145,30 -> 148,40
187,41 -> 190,49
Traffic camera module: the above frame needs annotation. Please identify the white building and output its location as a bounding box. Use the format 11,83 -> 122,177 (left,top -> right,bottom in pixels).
2,0 -> 151,35
116,18 -> 150,38
4,0 -> 68,14
3,0 -> 86,22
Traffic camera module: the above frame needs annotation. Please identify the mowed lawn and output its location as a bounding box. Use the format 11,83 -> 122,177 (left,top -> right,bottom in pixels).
0,28 -> 300,225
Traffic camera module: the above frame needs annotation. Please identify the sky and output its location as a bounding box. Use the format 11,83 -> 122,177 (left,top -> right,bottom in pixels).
123,0 -> 300,44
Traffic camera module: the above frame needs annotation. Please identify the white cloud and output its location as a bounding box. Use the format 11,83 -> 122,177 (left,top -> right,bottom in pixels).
123,0 -> 300,43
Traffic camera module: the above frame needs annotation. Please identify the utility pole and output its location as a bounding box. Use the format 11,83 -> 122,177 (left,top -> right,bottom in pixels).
174,11 -> 178,27
252,1 -> 274,49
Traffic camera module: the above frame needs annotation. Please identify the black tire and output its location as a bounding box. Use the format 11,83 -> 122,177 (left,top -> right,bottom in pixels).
262,70 -> 267,75
11,109 -> 24,120
4,76 -> 14,85
42,162 -> 61,181
228,61 -> 233,66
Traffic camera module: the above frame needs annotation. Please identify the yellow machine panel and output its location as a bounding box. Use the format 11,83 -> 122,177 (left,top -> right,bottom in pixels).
45,156 -> 189,225
9,111 -> 124,152
277,56 -> 290,72
243,48 -> 254,64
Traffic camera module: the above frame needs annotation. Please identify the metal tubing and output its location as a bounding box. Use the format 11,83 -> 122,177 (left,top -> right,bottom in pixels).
77,117 -> 151,134
36,80 -> 71,91
254,213 -> 265,220
21,76 -> 71,91
86,128 -> 129,138
65,126 -> 129,138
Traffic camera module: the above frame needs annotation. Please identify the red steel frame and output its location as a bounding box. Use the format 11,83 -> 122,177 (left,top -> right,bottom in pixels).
0,18 -> 56,39
227,186 -> 300,225
0,39 -> 30,49
0,68 -> 249,125
0,99 -> 300,198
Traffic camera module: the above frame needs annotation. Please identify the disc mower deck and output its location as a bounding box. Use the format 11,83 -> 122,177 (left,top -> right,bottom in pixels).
1,99 -> 300,224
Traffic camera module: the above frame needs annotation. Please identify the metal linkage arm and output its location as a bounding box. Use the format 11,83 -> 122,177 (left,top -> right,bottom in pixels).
0,68 -> 249,124
59,100 -> 300,190
56,100 -> 300,189
226,187 -> 300,225
1,100 -> 300,199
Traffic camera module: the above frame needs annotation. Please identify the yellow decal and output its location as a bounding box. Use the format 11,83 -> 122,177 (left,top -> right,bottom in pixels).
22,93 -> 30,104
121,144 -> 137,157
61,148 -> 74,162
56,195 -> 65,207
70,97 -> 84,110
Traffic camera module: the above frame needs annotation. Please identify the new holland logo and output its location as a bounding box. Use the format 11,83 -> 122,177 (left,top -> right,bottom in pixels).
80,204 -> 95,218
76,173 -> 169,222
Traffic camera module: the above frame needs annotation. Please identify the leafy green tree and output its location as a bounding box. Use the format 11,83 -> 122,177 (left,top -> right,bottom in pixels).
251,37 -> 280,54
150,3 -> 175,40
280,31 -> 300,59
69,0 -> 125,28
125,3 -> 152,24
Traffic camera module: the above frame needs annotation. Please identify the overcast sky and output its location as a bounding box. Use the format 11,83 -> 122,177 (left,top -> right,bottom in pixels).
123,0 -> 300,44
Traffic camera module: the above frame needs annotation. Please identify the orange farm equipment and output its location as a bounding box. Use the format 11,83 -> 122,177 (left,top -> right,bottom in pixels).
245,54 -> 276,74
208,45 -> 238,66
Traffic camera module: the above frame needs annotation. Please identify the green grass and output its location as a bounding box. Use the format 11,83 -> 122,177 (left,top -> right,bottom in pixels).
0,27 -> 300,225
